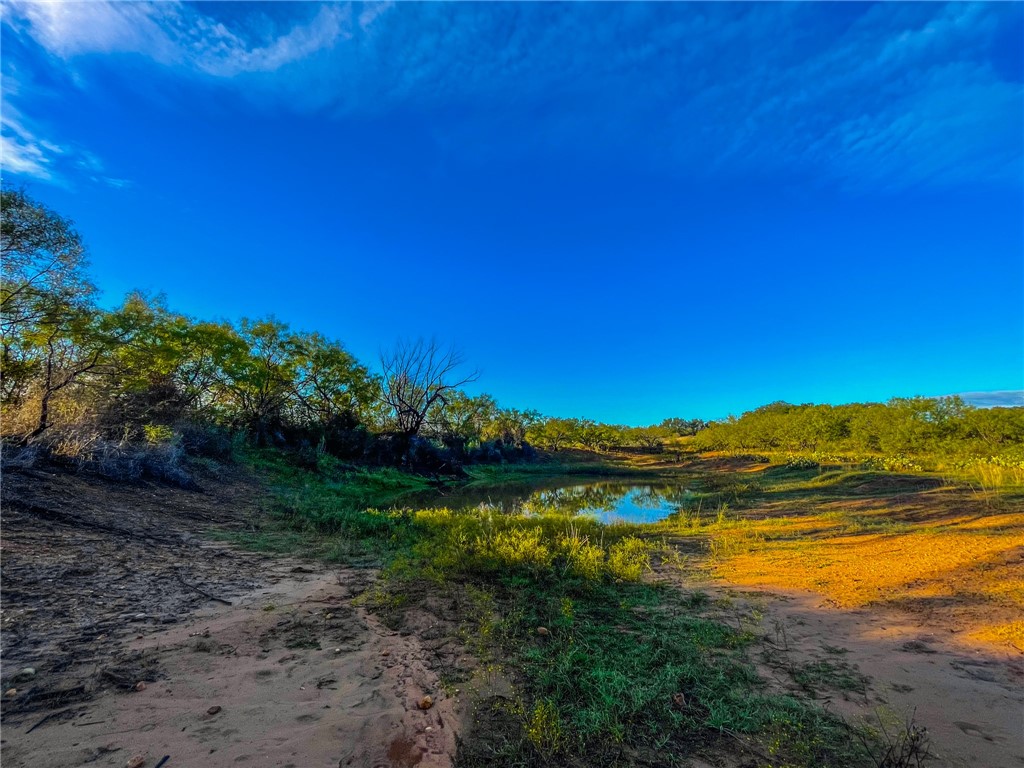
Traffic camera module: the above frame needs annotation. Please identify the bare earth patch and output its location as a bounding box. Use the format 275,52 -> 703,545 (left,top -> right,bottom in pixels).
711,492 -> 1024,652
0,467 -> 462,768
3,567 -> 459,768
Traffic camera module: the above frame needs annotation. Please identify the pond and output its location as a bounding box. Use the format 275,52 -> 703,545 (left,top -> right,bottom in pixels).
398,478 -> 694,524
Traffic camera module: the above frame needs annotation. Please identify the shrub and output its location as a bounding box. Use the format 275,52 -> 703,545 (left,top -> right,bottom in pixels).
785,456 -> 820,470
606,536 -> 652,581
562,533 -> 605,580
20,425 -> 196,487
863,455 -> 922,472
525,699 -> 563,754
487,527 -> 553,571
177,422 -> 234,459
143,423 -> 175,444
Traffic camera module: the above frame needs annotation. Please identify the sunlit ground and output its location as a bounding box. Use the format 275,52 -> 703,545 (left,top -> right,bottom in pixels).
672,484 -> 1024,651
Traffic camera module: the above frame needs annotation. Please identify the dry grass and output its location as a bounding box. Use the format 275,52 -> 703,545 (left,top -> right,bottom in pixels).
0,388 -> 91,438
657,467 -> 1024,653
717,523 -> 1023,604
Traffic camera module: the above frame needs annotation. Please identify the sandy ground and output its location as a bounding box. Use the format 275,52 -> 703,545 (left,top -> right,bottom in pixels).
2,563 -> 460,768
0,466 -> 464,768
655,570 -> 1024,768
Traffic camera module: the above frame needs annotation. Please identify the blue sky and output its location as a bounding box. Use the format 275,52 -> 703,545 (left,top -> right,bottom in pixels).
2,2 -> 1022,424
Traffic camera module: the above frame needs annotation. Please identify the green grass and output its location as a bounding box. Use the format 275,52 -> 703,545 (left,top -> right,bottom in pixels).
464,461 -> 651,485
231,447 -> 877,766
448,577 -> 867,767
227,447 -> 434,561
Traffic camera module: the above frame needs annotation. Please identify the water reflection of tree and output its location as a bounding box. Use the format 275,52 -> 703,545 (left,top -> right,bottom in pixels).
527,483 -> 692,517
407,480 -> 693,520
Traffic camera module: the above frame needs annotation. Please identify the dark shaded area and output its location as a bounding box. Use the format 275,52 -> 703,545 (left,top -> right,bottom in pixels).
0,465 -> 267,722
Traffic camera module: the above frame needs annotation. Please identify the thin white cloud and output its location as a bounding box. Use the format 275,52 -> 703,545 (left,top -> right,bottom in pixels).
4,1 -> 351,77
1,2 -> 1019,191
955,391 -> 1024,409
1,75 -> 130,188
1,130 -> 54,179
192,5 -> 350,77
0,92 -> 62,181
0,1 -> 353,187
358,2 -> 393,31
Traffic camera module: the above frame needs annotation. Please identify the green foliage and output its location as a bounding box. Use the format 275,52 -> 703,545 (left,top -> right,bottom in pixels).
143,424 -> 175,444
406,505 -> 651,584
431,391 -> 498,446
456,577 -> 865,767
563,534 -> 605,579
524,699 -> 563,753
660,417 -> 710,436
605,536 -> 652,580
692,398 -> 1024,463
785,456 -> 820,470
525,417 -> 676,452
231,448 -> 432,559
1,188 -> 93,344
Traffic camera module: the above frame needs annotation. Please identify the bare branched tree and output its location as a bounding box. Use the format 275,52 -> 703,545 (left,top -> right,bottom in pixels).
380,339 -> 479,438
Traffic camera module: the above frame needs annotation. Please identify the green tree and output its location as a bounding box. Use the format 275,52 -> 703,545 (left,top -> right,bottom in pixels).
291,332 -> 379,427
432,391 -> 497,447
219,318 -> 301,443
1,189 -> 98,415
97,293 -> 243,430
1,189 -> 94,341
527,417 -> 580,451
483,407 -> 541,448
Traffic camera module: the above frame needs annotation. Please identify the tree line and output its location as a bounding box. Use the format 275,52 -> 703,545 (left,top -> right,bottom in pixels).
0,191 -> 529,469
690,399 -> 1024,459
1,189 -> 703,473
3,189 -> 1019,476
525,418 -> 707,452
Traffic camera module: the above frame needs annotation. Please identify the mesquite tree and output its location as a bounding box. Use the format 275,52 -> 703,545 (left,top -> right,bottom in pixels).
380,339 -> 478,438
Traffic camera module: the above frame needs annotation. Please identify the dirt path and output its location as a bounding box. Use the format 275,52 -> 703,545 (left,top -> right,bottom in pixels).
2,563 -> 459,768
654,569 -> 1024,768
1,467 -> 462,768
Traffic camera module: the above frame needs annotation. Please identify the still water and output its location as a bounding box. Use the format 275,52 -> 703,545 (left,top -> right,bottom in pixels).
399,479 -> 694,524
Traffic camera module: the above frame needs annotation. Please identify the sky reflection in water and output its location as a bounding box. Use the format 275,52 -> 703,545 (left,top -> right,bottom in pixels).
407,481 -> 693,525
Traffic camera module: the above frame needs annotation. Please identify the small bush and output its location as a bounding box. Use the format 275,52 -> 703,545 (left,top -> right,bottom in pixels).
525,699 -> 563,754
606,536 -> 652,581
487,528 -> 554,571
563,533 -> 605,580
786,456 -> 820,470
23,426 -> 196,487
143,423 -> 175,444
948,454 -> 1024,489
863,455 -> 922,472
706,528 -> 766,559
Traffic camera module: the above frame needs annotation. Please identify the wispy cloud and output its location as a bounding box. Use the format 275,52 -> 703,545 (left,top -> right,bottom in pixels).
2,2 -> 1021,191
1,110 -> 56,179
1,69 -> 131,188
4,1 -> 352,76
1,1 -> 359,186
955,390 -> 1024,408
1,66 -> 65,182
